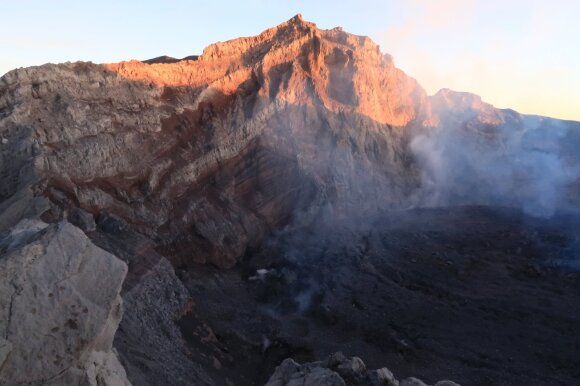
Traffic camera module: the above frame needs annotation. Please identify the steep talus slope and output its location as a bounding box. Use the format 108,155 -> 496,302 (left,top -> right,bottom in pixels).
88,213 -> 214,385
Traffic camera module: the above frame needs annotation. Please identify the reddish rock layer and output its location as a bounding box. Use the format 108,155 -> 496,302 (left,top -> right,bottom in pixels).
1,14 -> 578,268
0,15 -> 434,268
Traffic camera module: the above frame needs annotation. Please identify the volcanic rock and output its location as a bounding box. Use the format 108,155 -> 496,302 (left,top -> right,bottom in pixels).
264,353 -> 460,386
89,220 -> 212,385
0,14 -> 435,269
0,13 -> 579,386
0,220 -> 130,385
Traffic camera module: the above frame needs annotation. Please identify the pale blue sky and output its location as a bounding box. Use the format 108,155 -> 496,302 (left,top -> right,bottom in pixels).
1,0 -> 578,120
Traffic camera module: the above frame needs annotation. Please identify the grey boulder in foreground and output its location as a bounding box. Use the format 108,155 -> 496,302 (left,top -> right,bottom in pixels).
0,220 -> 131,386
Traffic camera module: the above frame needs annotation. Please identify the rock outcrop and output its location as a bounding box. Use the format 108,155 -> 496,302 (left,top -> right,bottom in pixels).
265,353 -> 460,386
0,220 -> 130,385
0,14 -> 434,269
2,14 -> 577,271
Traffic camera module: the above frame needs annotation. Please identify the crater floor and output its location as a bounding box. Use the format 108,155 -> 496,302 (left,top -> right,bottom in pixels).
177,206 -> 580,386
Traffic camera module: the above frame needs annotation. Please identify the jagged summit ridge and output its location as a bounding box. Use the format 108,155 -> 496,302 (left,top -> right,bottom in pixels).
200,13 -> 318,60
106,14 -> 430,127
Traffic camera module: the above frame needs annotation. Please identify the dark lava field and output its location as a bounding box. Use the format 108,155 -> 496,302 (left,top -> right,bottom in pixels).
176,206 -> 580,386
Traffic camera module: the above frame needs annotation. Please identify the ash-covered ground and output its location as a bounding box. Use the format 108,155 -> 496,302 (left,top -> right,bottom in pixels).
177,205 -> 580,386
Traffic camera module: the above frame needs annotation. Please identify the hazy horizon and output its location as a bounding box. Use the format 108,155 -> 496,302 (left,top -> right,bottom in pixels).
1,0 -> 578,120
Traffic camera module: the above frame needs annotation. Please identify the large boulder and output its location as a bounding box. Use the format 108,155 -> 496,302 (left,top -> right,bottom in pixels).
0,219 -> 131,385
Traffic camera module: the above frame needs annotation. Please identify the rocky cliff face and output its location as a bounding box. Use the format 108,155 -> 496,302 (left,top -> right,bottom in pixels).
2,14 -> 577,270
0,14 -> 436,270
0,13 -> 578,386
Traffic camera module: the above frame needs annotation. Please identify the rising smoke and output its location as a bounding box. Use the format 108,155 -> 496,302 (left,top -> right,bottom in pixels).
410,107 -> 579,217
